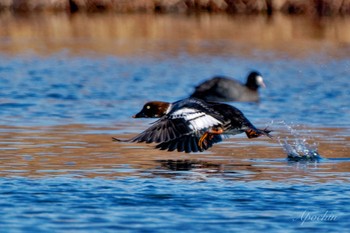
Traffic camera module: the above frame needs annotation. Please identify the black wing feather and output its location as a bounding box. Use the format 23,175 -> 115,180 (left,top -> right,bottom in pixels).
155,134 -> 222,153
128,118 -> 191,144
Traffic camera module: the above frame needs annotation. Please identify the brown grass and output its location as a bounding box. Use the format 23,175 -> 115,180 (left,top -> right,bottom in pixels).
0,12 -> 349,57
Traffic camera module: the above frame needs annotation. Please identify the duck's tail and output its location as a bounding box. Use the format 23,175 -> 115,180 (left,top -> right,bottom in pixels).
245,127 -> 272,139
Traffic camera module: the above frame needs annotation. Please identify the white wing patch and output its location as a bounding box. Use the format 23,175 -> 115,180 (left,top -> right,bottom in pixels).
171,108 -> 222,131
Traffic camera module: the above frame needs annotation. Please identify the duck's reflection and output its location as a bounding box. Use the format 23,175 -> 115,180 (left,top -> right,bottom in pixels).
156,159 -> 224,172
147,159 -> 265,180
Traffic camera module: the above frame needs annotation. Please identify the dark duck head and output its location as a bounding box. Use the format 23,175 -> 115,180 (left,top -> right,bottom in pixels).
133,101 -> 171,118
246,71 -> 266,91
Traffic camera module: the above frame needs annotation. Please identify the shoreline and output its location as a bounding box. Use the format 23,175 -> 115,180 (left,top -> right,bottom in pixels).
0,0 -> 350,16
1,13 -> 349,57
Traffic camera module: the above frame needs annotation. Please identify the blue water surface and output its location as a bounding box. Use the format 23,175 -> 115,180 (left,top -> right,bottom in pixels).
0,51 -> 349,233
0,53 -> 349,127
0,177 -> 349,233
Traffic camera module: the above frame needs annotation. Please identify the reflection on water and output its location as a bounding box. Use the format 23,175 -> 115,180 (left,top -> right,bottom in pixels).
0,124 -> 349,182
0,13 -> 350,56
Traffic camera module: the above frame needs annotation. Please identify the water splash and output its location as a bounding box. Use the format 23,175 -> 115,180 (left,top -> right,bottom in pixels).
280,138 -> 322,162
272,121 -> 323,162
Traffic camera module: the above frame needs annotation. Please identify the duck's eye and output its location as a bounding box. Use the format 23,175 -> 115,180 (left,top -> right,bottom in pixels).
146,105 -> 151,110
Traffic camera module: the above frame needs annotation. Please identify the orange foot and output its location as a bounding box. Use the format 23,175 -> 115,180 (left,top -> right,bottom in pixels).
198,127 -> 224,149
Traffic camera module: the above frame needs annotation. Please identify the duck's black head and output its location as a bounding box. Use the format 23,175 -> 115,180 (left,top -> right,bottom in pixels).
246,71 -> 266,91
133,101 -> 171,118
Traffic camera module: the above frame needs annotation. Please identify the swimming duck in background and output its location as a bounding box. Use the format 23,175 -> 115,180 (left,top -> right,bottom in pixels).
113,98 -> 271,153
190,71 -> 265,102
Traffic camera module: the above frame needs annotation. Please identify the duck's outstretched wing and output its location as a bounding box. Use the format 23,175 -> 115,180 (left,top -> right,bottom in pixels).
155,134 -> 222,153
114,106 -> 223,145
114,118 -> 190,144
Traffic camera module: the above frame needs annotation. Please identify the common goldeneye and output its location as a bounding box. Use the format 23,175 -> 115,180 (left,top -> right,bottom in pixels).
190,71 -> 265,102
114,98 -> 271,153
